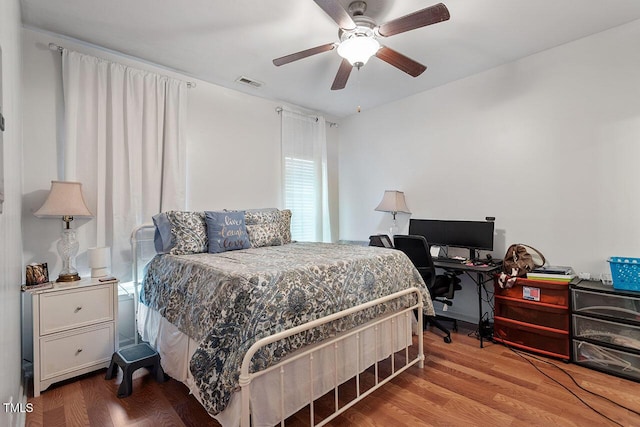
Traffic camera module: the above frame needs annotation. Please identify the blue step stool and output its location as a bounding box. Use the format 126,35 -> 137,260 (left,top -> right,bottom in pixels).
105,342 -> 167,397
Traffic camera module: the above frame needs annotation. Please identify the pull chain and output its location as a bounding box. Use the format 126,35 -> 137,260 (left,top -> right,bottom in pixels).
356,66 -> 362,113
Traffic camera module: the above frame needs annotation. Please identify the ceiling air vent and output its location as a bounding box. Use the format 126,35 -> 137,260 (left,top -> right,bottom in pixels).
235,76 -> 263,88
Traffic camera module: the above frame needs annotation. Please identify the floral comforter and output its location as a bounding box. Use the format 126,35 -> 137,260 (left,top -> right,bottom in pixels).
140,242 -> 433,416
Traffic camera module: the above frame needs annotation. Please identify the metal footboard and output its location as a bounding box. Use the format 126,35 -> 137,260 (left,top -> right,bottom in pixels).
239,287 -> 424,427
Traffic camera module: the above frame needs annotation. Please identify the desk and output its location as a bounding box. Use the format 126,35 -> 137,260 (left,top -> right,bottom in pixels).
433,260 -> 501,348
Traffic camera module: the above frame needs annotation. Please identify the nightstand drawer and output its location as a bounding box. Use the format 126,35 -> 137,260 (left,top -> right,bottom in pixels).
39,284 -> 114,335
40,323 -> 115,381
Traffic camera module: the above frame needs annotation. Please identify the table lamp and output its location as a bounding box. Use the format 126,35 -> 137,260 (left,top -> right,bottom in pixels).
374,190 -> 411,237
34,181 -> 93,282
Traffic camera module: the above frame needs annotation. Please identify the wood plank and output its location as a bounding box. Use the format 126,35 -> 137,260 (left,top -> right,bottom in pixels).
26,322 -> 640,426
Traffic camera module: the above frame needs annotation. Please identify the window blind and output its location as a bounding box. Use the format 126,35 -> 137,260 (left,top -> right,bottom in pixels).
284,157 -> 317,241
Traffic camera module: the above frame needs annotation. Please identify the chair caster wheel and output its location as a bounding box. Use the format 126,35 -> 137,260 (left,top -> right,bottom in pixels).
443,336 -> 452,344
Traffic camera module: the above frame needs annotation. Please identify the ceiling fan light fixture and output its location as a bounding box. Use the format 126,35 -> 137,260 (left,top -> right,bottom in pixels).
337,36 -> 380,68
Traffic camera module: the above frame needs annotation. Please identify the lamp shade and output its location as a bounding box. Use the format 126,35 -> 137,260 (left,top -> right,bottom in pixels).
34,181 -> 93,218
375,190 -> 411,215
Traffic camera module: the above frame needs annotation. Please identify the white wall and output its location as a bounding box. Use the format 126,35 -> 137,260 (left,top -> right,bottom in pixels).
20,28 -> 341,363
0,0 -> 24,426
339,20 -> 640,323
21,28 -> 341,279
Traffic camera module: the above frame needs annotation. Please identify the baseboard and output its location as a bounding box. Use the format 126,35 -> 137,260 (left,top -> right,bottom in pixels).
10,369 -> 30,427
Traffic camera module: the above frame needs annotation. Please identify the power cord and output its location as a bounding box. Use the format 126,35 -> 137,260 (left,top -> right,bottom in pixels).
466,279 -> 496,341
468,311 -> 493,340
481,280 -> 495,312
508,345 -> 640,426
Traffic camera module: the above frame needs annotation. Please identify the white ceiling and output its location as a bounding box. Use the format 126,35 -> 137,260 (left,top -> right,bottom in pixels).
20,0 -> 640,118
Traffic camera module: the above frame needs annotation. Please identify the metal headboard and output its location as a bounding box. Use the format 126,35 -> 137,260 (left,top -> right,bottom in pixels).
130,223 -> 156,345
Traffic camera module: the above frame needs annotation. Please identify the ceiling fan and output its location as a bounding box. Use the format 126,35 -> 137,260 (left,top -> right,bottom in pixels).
273,0 -> 450,90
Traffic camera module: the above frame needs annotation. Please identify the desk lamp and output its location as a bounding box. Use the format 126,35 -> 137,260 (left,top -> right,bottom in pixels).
375,190 -> 411,238
34,181 -> 93,282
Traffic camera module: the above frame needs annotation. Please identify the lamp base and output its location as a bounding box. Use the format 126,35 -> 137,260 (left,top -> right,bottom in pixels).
56,272 -> 80,282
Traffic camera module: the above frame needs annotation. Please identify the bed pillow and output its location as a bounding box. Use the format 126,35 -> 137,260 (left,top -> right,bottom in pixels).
244,208 -> 280,225
164,211 -> 208,255
278,209 -> 292,244
246,222 -> 284,248
205,210 -> 251,253
152,212 -> 174,253
243,209 -> 293,247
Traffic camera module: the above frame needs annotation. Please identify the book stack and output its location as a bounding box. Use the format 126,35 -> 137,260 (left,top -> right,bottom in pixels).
527,266 -> 576,282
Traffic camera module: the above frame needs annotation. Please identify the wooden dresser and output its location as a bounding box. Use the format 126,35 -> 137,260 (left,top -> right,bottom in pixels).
493,277 -> 570,361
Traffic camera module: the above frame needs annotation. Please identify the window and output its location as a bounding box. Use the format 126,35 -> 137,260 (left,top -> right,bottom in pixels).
284,157 -> 317,241
280,109 -> 330,242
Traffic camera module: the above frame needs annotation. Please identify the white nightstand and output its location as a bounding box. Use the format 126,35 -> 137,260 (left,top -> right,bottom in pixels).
29,277 -> 118,396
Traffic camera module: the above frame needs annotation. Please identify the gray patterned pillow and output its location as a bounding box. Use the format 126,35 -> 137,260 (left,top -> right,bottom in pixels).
246,222 -> 283,248
243,208 -> 292,247
244,209 -> 280,225
279,209 -> 292,244
165,211 -> 208,255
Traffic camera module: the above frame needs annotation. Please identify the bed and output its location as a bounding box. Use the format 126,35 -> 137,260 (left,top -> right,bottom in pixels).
132,209 -> 434,426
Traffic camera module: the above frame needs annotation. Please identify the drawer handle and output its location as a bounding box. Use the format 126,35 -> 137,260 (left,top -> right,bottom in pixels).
74,306 -> 83,313
76,348 -> 83,355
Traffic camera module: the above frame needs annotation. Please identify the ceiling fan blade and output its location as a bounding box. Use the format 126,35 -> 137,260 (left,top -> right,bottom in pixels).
378,3 -> 450,37
331,59 -> 353,90
314,0 -> 357,30
375,46 -> 426,77
273,43 -> 336,66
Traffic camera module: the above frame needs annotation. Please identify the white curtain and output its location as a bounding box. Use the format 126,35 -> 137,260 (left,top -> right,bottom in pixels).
281,109 -> 331,242
62,50 -> 187,281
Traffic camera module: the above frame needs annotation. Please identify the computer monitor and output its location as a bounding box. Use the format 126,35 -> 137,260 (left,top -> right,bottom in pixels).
408,219 -> 495,258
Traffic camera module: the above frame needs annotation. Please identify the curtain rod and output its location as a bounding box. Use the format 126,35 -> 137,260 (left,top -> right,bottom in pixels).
275,107 -> 338,128
47,42 -> 196,88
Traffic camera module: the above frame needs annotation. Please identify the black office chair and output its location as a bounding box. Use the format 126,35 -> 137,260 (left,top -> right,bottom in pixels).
393,235 -> 461,343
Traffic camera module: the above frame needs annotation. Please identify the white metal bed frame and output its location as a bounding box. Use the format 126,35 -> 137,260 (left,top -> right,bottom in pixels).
131,224 -> 425,426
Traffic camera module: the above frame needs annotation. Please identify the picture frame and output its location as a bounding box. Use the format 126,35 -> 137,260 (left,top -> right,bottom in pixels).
26,263 -> 49,286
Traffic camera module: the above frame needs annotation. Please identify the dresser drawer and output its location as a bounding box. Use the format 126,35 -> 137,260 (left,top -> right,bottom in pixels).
573,340 -> 640,382
40,323 -> 114,381
39,284 -> 114,335
573,288 -> 640,325
494,316 -> 569,360
496,278 -> 569,307
573,314 -> 640,352
495,296 -> 569,331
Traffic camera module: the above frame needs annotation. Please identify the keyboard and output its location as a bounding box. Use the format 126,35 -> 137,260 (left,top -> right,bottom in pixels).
434,257 -> 465,264
434,258 -> 503,267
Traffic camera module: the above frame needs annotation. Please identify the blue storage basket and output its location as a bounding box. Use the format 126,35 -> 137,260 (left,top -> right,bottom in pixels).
608,257 -> 640,291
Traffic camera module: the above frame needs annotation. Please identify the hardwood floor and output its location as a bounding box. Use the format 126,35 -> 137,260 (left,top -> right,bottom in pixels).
26,322 -> 640,426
